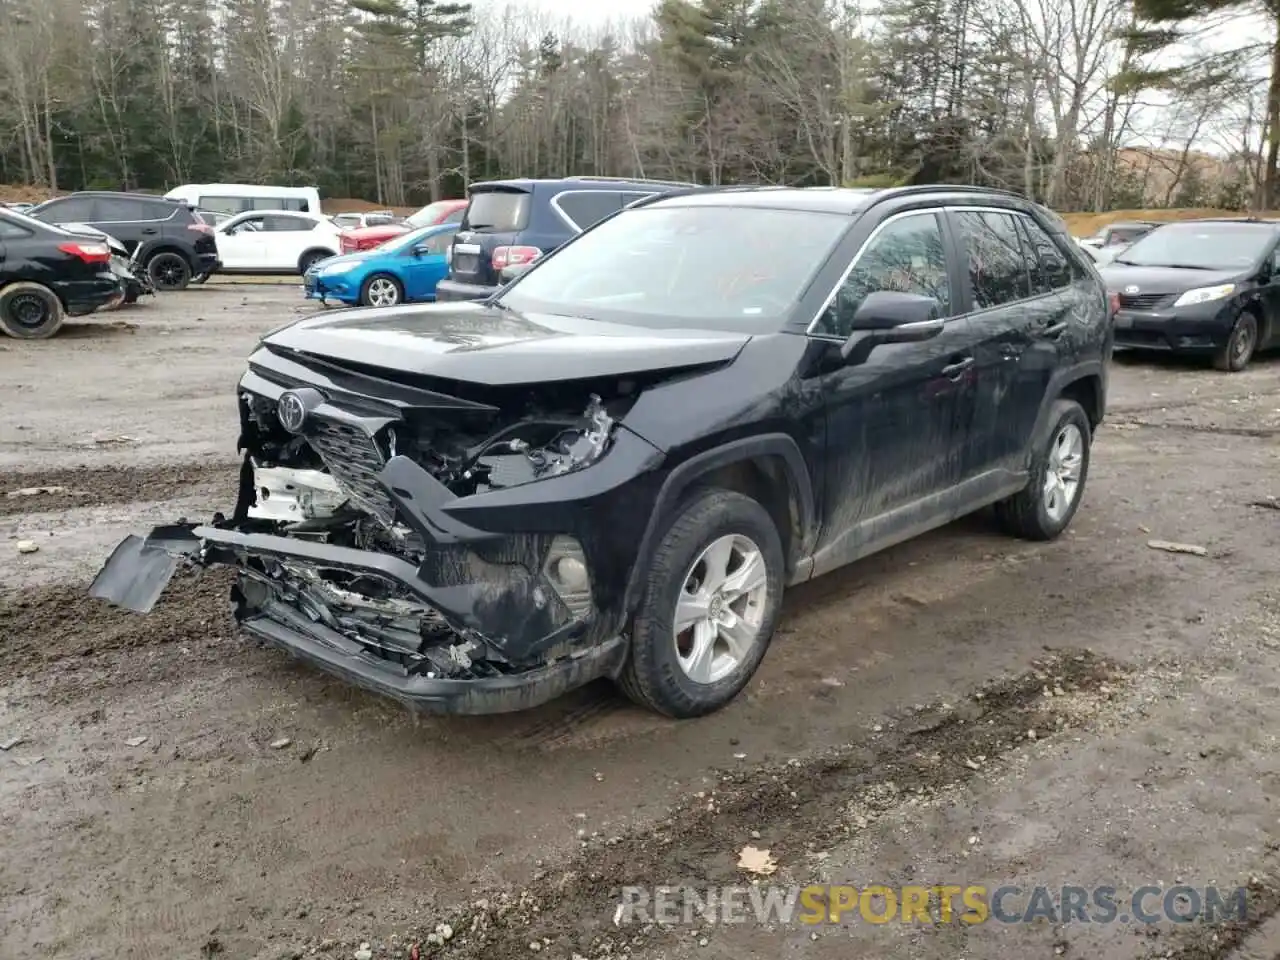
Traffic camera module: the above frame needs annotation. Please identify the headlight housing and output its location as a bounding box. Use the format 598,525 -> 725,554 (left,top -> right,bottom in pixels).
1173,284 -> 1235,307
319,262 -> 352,276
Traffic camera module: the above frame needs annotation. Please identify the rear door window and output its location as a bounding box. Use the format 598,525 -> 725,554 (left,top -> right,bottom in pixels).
263,215 -> 315,232
554,191 -> 623,231
953,210 -> 1033,309
95,197 -> 154,222
463,191 -> 530,232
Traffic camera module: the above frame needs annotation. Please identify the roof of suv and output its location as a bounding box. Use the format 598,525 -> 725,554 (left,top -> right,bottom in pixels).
58,190 -> 182,202
468,176 -> 699,192
641,184 -> 1044,216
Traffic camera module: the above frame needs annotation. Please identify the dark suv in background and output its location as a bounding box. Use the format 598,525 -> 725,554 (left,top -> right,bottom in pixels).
434,176 -> 697,302
27,191 -> 219,291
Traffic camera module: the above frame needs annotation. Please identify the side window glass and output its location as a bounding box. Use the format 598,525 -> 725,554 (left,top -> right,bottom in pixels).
44,198 -> 95,221
555,192 -> 623,231
423,232 -> 451,254
443,207 -> 464,224
816,213 -> 951,338
622,192 -> 655,208
264,215 -> 309,232
1018,215 -> 1072,293
955,210 -> 1031,309
201,196 -> 247,215
0,219 -> 32,240
97,197 -> 151,221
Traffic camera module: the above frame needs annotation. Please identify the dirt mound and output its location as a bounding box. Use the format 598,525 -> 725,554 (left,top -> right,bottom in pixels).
0,182 -> 59,204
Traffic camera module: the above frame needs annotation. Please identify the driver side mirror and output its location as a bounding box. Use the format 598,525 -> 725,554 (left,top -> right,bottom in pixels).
839,290 -> 945,363
411,244 -> 430,257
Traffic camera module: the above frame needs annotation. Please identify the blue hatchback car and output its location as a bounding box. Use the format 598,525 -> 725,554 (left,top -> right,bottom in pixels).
303,223 -> 458,307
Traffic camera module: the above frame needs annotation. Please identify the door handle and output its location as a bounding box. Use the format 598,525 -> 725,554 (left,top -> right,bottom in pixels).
141,227 -> 157,235
942,357 -> 975,379
1041,321 -> 1067,339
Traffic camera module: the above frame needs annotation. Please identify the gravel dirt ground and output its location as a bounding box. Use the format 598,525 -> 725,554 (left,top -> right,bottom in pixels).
3,288 -> 1280,960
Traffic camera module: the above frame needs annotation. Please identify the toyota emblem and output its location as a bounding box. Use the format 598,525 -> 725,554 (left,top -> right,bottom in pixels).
1123,285 -> 1140,295
277,391 -> 307,433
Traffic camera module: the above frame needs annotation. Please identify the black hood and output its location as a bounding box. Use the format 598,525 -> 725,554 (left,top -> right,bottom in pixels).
264,301 -> 750,386
1097,263 -> 1244,295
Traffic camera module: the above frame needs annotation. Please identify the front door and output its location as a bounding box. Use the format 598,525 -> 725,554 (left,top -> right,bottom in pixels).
402,229 -> 453,300
806,209 -> 982,574
217,216 -> 267,269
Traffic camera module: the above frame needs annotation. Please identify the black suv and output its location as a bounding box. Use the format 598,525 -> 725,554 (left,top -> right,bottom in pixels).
0,207 -> 124,338
1100,218 -> 1280,371
90,185 -> 1110,718
434,176 -> 697,302
27,191 -> 219,291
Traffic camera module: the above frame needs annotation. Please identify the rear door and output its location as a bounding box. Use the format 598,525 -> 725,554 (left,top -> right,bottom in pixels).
449,187 -> 532,287
261,214 -> 320,270
949,207 -> 1065,473
402,228 -> 455,300
91,196 -> 159,250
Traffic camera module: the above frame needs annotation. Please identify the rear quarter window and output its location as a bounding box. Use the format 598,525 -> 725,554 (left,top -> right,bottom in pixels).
463,191 -> 530,232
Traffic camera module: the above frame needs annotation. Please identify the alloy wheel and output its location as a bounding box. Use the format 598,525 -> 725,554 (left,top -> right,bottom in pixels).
672,534 -> 769,685
368,278 -> 399,306
1043,422 -> 1084,523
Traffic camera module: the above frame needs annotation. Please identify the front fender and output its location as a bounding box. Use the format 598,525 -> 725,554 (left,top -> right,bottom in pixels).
620,433 -> 816,617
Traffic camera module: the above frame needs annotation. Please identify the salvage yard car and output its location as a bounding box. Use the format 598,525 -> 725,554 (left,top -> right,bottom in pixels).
90,185 -> 1110,718
1101,218 -> 1280,371
0,207 -> 124,338
215,210 -> 343,275
304,223 -> 458,306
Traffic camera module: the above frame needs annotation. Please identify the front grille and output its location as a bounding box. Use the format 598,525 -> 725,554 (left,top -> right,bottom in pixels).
306,418 -> 395,523
1118,292 -> 1171,310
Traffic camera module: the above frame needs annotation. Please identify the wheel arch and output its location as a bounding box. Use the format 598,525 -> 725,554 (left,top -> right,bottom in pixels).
298,247 -> 337,272
621,434 -> 816,618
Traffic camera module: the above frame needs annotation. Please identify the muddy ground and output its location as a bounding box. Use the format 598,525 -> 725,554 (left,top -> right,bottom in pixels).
3,287 -> 1280,960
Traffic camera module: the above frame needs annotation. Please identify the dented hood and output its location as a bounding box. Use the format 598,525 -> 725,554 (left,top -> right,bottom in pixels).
263,301 -> 751,386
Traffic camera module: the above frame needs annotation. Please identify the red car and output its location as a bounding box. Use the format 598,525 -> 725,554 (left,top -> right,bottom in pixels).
338,198 -> 467,254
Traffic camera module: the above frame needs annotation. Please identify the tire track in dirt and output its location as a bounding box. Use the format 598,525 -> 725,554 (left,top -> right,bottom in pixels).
419,650 -> 1124,960
0,461 -> 238,517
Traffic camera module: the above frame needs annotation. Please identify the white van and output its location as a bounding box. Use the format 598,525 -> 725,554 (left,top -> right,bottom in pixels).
164,183 -> 322,217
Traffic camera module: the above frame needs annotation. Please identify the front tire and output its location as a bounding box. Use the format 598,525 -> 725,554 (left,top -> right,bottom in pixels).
1212,312 -> 1258,372
147,251 -> 191,291
0,282 -> 65,339
298,250 -> 333,275
360,273 -> 403,307
995,399 -> 1091,541
618,488 -> 785,718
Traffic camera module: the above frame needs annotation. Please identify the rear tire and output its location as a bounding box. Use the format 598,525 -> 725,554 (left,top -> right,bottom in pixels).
0,282 -> 65,339
359,273 -> 403,307
147,251 -> 191,291
1212,312 -> 1258,372
618,488 -> 784,718
995,399 -> 1091,541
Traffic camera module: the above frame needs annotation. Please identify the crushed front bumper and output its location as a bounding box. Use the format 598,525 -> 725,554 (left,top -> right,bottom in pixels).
90,521 -> 627,714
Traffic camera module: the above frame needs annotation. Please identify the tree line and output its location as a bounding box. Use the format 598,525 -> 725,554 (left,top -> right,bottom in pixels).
0,0 -> 1272,213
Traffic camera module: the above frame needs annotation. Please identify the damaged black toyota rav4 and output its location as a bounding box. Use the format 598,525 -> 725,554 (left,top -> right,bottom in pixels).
91,185 -> 1110,718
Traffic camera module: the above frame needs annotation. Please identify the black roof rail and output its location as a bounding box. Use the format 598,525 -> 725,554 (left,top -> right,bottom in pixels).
565,175 -> 701,188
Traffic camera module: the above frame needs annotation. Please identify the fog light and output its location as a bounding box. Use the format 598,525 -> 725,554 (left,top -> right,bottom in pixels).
543,535 -> 592,618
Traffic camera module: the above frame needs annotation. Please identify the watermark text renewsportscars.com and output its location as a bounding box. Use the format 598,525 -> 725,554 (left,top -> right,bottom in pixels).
615,884 -> 1249,926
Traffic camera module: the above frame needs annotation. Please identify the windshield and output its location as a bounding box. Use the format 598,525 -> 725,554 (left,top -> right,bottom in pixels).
496,204 -> 851,330
0,207 -> 73,235
1114,223 -> 1275,270
406,201 -> 458,228
373,226 -> 434,253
